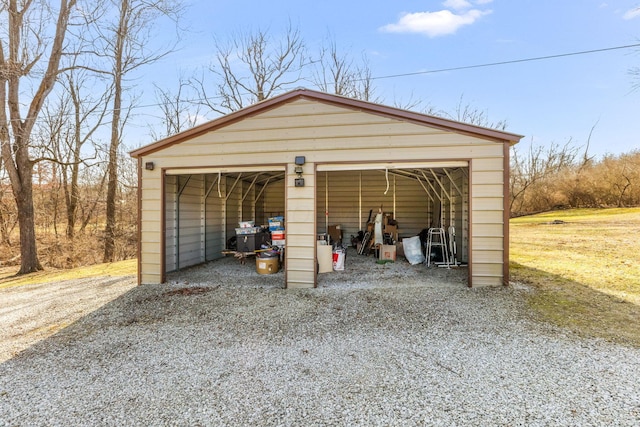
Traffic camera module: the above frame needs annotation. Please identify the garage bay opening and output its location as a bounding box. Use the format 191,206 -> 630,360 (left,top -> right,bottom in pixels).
163,168 -> 286,288
315,164 -> 469,288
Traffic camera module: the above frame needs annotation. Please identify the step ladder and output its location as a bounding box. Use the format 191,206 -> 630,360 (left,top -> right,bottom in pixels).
426,228 -> 450,268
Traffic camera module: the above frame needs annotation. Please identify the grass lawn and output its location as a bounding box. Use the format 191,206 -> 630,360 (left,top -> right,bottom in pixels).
510,207 -> 640,346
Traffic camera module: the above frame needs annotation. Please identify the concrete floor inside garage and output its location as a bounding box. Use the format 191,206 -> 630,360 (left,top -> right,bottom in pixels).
167,247 -> 468,290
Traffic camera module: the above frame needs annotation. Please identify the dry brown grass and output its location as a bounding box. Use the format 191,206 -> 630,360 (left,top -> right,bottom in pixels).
0,259 -> 136,289
0,225 -> 136,270
510,207 -> 640,346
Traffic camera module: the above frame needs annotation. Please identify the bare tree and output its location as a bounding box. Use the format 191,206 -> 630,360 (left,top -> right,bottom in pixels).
448,95 -> 508,130
392,92 -> 432,111
0,0 -> 80,274
310,36 -> 378,102
509,139 -> 581,214
37,70 -> 109,239
152,76 -> 204,140
594,151 -> 640,207
98,0 -> 183,263
196,22 -> 308,114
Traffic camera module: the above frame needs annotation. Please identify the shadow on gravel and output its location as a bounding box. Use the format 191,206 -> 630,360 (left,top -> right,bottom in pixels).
0,276 -> 137,363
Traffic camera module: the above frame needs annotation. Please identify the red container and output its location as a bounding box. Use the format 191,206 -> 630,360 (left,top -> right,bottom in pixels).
272,231 -> 285,240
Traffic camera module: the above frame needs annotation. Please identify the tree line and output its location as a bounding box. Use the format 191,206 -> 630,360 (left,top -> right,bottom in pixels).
1,2 -> 638,272
510,143 -> 640,216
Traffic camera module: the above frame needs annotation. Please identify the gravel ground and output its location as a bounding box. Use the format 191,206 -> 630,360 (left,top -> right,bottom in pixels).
1,252 -> 639,426
0,275 -> 136,363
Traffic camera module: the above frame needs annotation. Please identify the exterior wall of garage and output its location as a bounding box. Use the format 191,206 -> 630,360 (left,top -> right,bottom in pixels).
133,91 -> 520,287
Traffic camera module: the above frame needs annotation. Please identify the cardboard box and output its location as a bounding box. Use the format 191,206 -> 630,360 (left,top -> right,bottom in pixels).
384,224 -> 399,241
328,225 -> 342,243
379,244 -> 397,261
384,224 -> 397,233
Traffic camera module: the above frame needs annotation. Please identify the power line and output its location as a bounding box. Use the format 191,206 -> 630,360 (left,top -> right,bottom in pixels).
2,42 -> 639,125
129,42 -> 640,106
369,43 -> 640,81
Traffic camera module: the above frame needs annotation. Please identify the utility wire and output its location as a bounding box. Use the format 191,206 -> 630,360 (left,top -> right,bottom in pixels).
2,42 -> 639,124
368,43 -> 640,81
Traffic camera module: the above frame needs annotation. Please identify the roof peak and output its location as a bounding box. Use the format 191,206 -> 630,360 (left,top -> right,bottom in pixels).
131,89 -> 522,158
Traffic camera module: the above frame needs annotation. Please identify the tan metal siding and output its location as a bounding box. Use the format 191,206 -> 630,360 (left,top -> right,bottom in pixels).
179,175 -> 205,269
138,169 -> 163,283
452,168 -> 469,263
139,168 -> 163,284
316,171 -> 360,237
151,136 -> 505,162
263,180 -> 285,225
470,153 -> 506,287
255,183 -> 265,228
394,174 -> 434,237
285,163 -> 315,288
241,180 -> 254,223
165,175 -> 208,271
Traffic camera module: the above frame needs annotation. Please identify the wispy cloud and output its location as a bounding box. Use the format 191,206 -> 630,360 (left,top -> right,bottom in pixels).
443,0 -> 472,10
380,0 -> 492,38
623,7 -> 640,19
380,9 -> 491,37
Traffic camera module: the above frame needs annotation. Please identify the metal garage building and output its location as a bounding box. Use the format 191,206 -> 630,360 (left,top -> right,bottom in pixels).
130,89 -> 522,288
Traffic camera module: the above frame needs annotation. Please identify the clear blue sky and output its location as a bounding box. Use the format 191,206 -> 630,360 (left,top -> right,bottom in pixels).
135,0 -> 640,158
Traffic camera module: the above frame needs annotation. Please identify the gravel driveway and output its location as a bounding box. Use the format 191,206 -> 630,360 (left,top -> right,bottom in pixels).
1,256 -> 639,426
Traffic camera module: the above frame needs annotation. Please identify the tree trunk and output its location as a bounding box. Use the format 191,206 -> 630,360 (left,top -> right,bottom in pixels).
103,143 -> 118,262
13,169 -> 43,273
103,0 -> 126,263
65,145 -> 81,239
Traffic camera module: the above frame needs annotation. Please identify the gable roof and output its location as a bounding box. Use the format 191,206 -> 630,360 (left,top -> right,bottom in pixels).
130,88 -> 523,158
